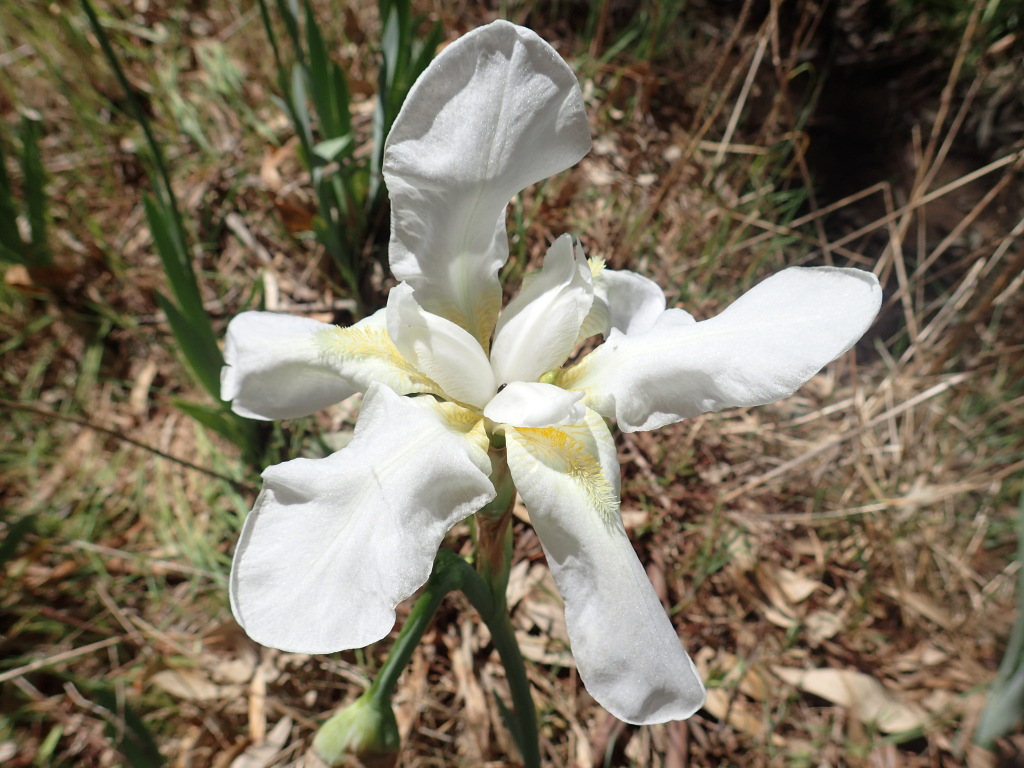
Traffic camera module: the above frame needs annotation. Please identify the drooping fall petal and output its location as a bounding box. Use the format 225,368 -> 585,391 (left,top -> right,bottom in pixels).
313,308 -> 444,397
229,384 -> 495,653
384,20 -> 591,347
222,310 -> 444,420
562,266 -> 882,431
505,409 -> 705,724
221,312 -> 358,420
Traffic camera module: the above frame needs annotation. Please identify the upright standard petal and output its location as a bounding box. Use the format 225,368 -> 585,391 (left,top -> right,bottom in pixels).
386,283 -> 497,408
562,267 -> 883,431
489,235 -> 593,385
505,409 -> 705,723
222,312 -> 358,420
384,20 -> 591,347
230,384 -> 495,654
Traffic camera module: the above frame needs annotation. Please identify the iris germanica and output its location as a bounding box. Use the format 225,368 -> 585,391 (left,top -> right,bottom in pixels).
222,20 -> 882,725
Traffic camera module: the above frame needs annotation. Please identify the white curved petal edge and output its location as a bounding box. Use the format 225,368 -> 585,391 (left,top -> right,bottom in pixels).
490,234 -> 593,385
410,398 -> 492,476
386,282 -> 497,408
505,409 -> 705,723
483,381 -> 585,428
230,384 -> 495,653
221,311 -> 357,420
565,267 -> 883,431
602,268 -> 669,335
384,20 -> 591,345
578,265 -> 672,344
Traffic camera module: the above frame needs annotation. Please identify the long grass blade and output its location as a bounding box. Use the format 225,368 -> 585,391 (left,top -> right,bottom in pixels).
0,127 -> 25,260
18,113 -> 50,265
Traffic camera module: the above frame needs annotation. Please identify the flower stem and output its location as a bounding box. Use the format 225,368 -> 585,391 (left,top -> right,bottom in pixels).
365,565 -> 453,704
481,600 -> 541,768
435,549 -> 541,768
475,446 -> 517,608
461,448 -> 540,767
355,452 -> 540,768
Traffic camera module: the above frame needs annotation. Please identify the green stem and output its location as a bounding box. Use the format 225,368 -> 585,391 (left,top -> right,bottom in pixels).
422,550 -> 540,768
366,553 -> 461,703
482,603 -> 541,768
356,537 -> 539,766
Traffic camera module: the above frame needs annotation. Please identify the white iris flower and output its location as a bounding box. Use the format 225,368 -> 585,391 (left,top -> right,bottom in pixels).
221,21 -> 882,725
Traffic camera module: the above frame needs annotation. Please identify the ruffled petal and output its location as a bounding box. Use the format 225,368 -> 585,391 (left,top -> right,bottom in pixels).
562,267 -> 882,431
490,235 -> 593,385
483,381 -> 584,427
230,384 -> 495,653
384,20 -> 591,347
505,408 -> 705,723
386,283 -> 497,408
221,311 -> 358,420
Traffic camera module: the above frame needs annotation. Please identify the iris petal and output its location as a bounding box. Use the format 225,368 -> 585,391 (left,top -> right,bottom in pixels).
505,409 -> 705,723
490,234 -> 593,385
384,21 -> 591,347
386,283 -> 497,408
229,384 -> 495,653
563,267 -> 882,431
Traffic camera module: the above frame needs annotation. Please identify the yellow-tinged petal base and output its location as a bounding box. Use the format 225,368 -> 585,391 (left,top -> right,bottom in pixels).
509,421 -> 620,526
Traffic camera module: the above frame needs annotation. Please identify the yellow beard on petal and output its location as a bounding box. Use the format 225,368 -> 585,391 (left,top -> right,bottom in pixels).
512,425 -> 620,526
314,325 -> 442,397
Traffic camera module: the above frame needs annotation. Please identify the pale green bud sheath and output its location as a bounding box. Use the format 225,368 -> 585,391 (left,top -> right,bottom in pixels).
474,446 -> 517,611
307,694 -> 400,768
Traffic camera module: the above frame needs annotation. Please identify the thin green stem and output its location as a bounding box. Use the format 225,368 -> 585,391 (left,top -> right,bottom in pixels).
366,554 -> 460,703
421,550 -> 541,767
353,535 -> 540,766
484,606 -> 541,768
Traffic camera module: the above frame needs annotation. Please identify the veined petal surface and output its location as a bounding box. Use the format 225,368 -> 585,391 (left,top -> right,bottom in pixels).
483,381 -> 585,427
563,267 -> 883,431
505,409 -> 705,723
387,283 -> 497,408
490,235 -> 593,385
384,20 -> 591,346
221,311 -> 358,420
230,384 -> 495,653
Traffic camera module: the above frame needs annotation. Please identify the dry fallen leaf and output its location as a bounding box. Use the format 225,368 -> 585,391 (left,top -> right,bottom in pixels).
151,668 -> 242,702
773,667 -> 928,733
805,609 -> 845,643
881,585 -> 955,630
755,564 -> 819,619
774,567 -> 821,604
229,716 -> 292,768
701,688 -> 784,744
